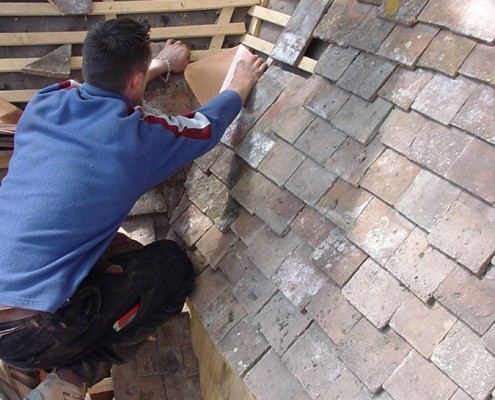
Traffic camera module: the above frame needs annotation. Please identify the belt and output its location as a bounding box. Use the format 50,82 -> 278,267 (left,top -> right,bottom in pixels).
0,307 -> 41,323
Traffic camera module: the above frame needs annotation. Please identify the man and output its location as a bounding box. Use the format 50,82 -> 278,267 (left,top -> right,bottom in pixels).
0,17 -> 266,399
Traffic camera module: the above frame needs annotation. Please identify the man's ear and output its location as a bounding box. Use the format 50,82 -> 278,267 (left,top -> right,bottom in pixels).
127,69 -> 144,90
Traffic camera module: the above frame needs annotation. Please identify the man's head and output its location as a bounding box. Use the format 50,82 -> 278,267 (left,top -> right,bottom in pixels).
82,18 -> 152,102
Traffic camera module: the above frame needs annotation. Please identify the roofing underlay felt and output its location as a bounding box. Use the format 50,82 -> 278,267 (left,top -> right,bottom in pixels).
159,1 -> 495,399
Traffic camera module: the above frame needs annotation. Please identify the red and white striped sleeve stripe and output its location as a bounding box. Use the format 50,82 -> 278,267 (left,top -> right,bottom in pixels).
136,107 -> 212,140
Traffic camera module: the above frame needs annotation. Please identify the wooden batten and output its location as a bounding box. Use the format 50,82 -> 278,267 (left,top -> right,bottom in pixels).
0,1 -> 259,16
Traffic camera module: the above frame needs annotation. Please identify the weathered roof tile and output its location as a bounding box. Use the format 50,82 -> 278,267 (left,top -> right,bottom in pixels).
325,136 -> 385,186
311,227 -> 368,287
377,0 -> 429,26
337,52 -> 397,101
452,84 -> 495,145
383,350 -> 458,400
378,67 -> 433,110
377,23 -> 439,67
294,117 -> 346,164
314,0 -> 372,46
339,318 -> 411,393
258,138 -> 306,186
222,66 -> 294,148
247,227 -> 301,278
435,266 -> 495,335
396,170 -> 461,232
419,0 -> 495,43
282,323 -> 343,398
236,128 -> 276,168
232,262 -> 277,317
171,204 -> 212,247
348,7 -> 396,52
347,197 -> 415,265
342,258 -> 408,329
331,96 -> 392,144
417,30 -> 477,77
306,280 -> 362,345
290,205 -> 336,249
303,77 -> 350,121
385,228 -> 456,303
431,321 -> 495,400
244,349 -> 307,399
218,318 -> 270,376
272,243 -> 328,308
316,178 -> 373,230
314,44 -> 360,82
322,367 -> 375,400
412,74 -> 478,125
252,292 -> 312,355
195,225 -> 237,269
285,157 -> 337,207
445,137 -> 495,204
361,148 -> 421,205
390,297 -> 457,358
459,43 -> 495,86
254,185 -> 305,235
230,170 -> 273,214
428,194 -> 495,276
209,147 -> 249,189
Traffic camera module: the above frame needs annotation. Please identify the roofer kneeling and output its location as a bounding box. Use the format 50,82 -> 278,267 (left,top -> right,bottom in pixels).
0,17 -> 266,400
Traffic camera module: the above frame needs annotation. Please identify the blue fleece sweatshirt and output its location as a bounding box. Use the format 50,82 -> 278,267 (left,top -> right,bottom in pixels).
0,81 -> 242,312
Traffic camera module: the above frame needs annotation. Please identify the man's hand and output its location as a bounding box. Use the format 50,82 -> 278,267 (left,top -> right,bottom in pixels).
148,39 -> 191,82
226,54 -> 267,104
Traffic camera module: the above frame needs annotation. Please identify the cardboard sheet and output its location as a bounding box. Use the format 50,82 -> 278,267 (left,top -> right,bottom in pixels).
184,44 -> 253,105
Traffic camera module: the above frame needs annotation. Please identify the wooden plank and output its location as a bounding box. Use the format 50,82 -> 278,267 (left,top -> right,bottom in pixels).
270,0 -> 331,66
21,44 -> 72,79
241,34 -> 316,73
247,5 -> 290,27
247,0 -> 269,36
0,1 -> 259,16
47,0 -> 91,15
209,6 -> 235,49
0,23 -> 246,46
0,90 -> 39,103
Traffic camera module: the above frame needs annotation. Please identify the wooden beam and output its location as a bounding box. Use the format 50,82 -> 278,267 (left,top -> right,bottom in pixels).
247,5 -> 290,27
241,34 -> 316,73
0,0 -> 259,16
209,6 -> 235,50
0,23 -> 247,46
0,50 -> 223,74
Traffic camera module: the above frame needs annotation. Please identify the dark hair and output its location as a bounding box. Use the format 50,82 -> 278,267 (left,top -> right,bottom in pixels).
82,18 -> 151,92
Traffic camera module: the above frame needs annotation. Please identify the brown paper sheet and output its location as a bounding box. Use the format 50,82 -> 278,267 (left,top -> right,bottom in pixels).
184,44 -> 253,105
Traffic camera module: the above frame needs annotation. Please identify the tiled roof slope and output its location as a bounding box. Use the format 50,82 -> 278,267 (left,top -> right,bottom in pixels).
172,1 -> 495,399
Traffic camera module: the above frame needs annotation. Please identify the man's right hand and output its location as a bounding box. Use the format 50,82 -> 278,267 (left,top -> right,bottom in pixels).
226,54 -> 267,104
